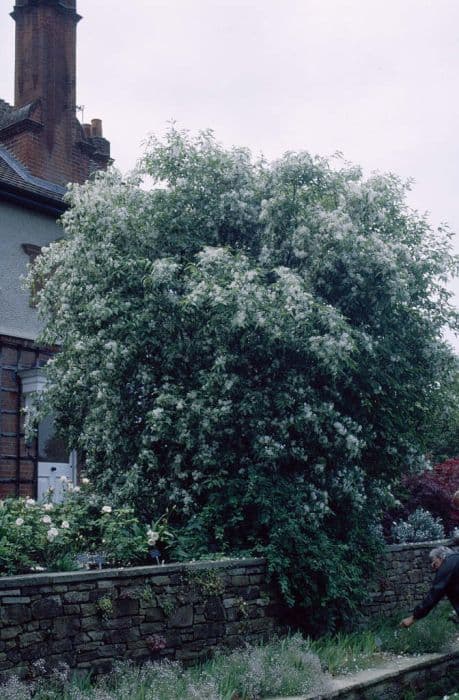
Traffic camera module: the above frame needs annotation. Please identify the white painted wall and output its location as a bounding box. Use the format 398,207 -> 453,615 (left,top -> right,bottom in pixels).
0,201 -> 62,340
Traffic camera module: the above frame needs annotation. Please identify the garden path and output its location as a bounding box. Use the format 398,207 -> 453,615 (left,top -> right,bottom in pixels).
269,642 -> 459,699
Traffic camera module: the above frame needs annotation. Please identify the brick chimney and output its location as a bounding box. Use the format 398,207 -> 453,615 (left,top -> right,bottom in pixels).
0,0 -> 110,186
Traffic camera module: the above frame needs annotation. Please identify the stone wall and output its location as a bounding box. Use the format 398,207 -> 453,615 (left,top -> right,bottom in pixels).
362,538 -> 458,618
1,542 -> 457,678
0,558 -> 281,678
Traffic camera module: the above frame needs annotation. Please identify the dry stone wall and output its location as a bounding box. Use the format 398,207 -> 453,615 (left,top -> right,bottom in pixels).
0,558 -> 281,678
1,542 -> 457,678
362,538 -> 458,618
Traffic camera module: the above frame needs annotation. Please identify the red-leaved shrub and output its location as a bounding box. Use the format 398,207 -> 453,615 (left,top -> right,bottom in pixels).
402,458 -> 459,533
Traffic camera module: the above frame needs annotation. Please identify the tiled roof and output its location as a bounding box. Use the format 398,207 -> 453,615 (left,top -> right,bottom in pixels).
0,99 -> 38,131
0,144 -> 66,209
0,99 -> 14,125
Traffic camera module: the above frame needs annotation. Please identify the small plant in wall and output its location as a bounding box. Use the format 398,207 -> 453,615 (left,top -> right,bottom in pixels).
139,583 -> 157,608
186,568 -> 225,596
158,595 -> 176,618
146,634 -> 167,656
96,594 -> 114,621
235,596 -> 249,619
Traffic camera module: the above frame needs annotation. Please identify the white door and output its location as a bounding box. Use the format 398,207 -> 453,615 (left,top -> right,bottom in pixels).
37,462 -> 74,502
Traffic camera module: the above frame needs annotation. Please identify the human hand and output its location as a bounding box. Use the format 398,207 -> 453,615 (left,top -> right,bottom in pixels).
400,615 -> 414,628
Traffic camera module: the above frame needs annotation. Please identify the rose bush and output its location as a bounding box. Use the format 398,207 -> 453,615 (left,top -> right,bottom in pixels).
0,480 -> 172,575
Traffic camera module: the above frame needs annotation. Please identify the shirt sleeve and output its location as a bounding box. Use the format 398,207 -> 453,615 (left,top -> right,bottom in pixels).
413,560 -> 454,620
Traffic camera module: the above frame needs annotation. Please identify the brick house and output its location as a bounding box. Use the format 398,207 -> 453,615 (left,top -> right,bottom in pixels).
0,0 -> 110,500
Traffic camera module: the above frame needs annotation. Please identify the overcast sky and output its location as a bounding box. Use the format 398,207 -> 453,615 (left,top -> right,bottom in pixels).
1,0 -> 458,348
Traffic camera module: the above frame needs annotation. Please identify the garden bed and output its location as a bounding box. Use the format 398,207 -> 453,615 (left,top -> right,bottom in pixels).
271,645 -> 459,700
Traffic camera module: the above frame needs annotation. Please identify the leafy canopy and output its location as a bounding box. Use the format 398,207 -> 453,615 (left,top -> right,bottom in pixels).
30,128 -> 458,631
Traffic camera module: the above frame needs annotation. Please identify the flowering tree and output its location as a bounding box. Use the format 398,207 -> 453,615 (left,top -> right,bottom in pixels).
30,128 -> 458,630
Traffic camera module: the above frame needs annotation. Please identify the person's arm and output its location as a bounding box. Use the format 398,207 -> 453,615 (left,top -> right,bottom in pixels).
413,559 -> 454,621
399,558 -> 455,627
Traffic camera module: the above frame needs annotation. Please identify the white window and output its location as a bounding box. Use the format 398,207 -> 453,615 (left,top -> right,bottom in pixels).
19,368 -> 76,502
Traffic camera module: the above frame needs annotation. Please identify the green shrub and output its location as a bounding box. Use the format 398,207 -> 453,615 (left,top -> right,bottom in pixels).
391,508 -> 445,544
0,481 -> 172,575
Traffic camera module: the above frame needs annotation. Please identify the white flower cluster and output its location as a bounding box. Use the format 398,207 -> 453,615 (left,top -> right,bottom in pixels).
392,508 -> 445,544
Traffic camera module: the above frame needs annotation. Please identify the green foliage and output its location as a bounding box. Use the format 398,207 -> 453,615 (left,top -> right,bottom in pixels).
427,359 -> 459,462
29,127 -> 458,630
186,568 -> 225,596
158,595 -> 176,618
0,483 -> 171,574
0,636 -> 329,699
310,629 -> 381,675
376,602 -> 455,655
97,595 -> 114,620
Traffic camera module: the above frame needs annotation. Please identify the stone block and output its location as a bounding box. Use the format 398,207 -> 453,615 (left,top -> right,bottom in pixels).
1,604 -> 31,625
223,597 -> 236,608
80,604 -> 98,617
53,616 -> 81,639
64,591 -> 90,603
21,643 -> 48,662
113,598 -> 139,617
104,627 -> 140,644
193,622 -> 225,640
147,576 -> 171,586
103,617 -> 139,630
204,597 -> 225,622
169,605 -> 193,628
31,597 -> 63,620
74,633 -> 92,644
50,638 -> 73,654
19,632 -> 44,648
97,580 -> 116,589
144,608 -> 164,622
0,626 -> 21,640
140,622 -> 164,635
80,615 -> 99,631
87,631 -> 105,642
6,649 -> 22,664
64,604 -> 81,616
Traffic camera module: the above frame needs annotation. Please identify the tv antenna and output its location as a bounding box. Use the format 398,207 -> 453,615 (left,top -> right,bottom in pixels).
75,105 -> 85,122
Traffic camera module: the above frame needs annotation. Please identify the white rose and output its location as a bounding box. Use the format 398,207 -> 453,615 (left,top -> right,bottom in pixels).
61,521 -> 70,529
42,515 -> 52,524
147,530 -> 159,545
81,478 -> 90,485
25,498 -> 35,507
47,528 -> 59,542
43,503 -> 53,511
59,475 -> 68,483
15,518 -> 24,526
101,506 -> 112,514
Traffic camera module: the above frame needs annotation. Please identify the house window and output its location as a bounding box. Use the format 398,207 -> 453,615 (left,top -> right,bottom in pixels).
21,243 -> 42,264
18,368 -> 76,502
21,243 -> 43,307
